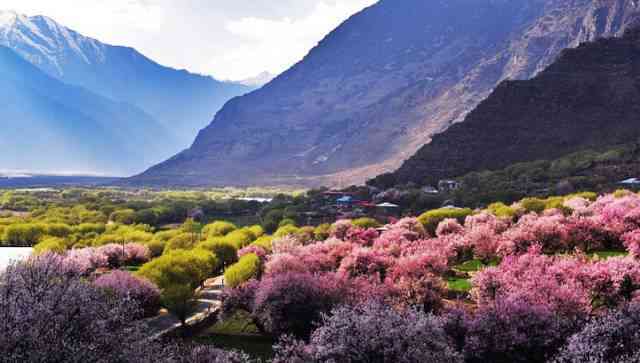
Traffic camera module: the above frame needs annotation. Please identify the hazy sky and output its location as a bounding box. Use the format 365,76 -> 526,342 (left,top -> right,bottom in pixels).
3,0 -> 377,80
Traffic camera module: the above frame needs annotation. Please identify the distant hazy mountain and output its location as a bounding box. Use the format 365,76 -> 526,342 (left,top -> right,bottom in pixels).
0,45 -> 172,175
134,0 -> 640,188
373,28 -> 640,188
0,10 -> 253,147
237,71 -> 276,87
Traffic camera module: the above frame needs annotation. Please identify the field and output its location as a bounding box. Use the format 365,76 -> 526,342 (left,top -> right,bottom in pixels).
2,187 -> 640,362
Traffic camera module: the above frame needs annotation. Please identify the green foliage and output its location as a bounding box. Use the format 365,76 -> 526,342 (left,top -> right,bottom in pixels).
248,225 -> 265,238
33,237 -> 67,254
352,217 -> 381,229
418,208 -> 473,236
274,225 -> 300,238
297,226 -> 316,244
164,232 -> 198,253
614,189 -> 632,198
224,253 -> 261,288
519,198 -> 546,214
109,209 -> 136,224
224,229 -> 256,250
161,284 -> 198,326
487,202 -> 517,219
137,249 -> 219,290
3,223 -> 47,246
278,218 -> 297,228
262,209 -> 284,234
314,224 -> 331,241
44,223 -> 73,238
568,191 -> 598,201
252,236 -> 274,253
198,238 -> 238,268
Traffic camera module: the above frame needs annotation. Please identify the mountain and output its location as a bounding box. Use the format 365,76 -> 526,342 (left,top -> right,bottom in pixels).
0,45 -> 173,175
133,0 -> 640,188
237,72 -> 276,87
372,27 -> 640,189
0,10 -> 253,147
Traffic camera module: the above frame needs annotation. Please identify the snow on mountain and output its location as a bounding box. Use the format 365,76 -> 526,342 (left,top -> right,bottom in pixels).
0,10 -> 105,77
237,71 -> 276,87
0,10 -> 253,150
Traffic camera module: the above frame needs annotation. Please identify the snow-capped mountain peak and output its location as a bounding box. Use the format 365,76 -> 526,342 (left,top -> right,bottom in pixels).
0,10 -> 105,77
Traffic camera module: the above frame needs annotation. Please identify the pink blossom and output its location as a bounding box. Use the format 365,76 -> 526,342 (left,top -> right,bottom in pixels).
436,218 -> 464,237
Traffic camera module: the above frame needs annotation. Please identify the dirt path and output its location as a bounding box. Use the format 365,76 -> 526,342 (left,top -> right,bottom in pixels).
145,276 -> 225,340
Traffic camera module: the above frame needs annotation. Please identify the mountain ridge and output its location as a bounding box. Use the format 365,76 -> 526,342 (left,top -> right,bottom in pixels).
372,27 -> 640,188
133,0 -> 640,187
0,45 -> 173,175
0,10 -> 253,148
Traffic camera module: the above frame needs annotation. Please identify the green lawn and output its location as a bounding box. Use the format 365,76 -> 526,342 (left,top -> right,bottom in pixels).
194,312 -> 274,360
589,250 -> 628,259
454,258 -> 499,273
123,265 -> 141,272
447,277 -> 472,292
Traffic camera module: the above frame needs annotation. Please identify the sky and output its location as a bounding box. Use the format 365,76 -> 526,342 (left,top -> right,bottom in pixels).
3,0 -> 377,81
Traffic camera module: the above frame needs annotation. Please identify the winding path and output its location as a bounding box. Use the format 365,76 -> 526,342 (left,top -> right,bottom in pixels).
145,276 -> 225,340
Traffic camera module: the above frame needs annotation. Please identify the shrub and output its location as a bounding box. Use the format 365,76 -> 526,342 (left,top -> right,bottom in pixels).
352,217 -> 380,229
94,270 -> 161,318
137,249 -> 218,324
224,253 -> 261,288
436,218 -> 464,237
418,208 -> 473,236
273,301 -> 463,363
224,229 -> 255,249
252,236 -> 274,253
274,224 -> 300,238
137,249 -> 218,290
465,297 -> 576,363
33,237 -> 67,254
238,245 -> 267,260
314,223 -> 331,241
203,221 -> 237,237
164,232 -> 198,253
45,223 -> 73,238
278,218 -> 297,228
248,225 -> 265,238
252,272 -> 346,338
519,198 -> 547,214
171,345 -> 256,363
145,239 -> 166,258
198,238 -> 238,267
0,254 -> 152,361
552,303 -> 640,363
487,202 -> 517,219
110,209 -> 136,224
271,235 -> 302,254
3,223 -> 46,246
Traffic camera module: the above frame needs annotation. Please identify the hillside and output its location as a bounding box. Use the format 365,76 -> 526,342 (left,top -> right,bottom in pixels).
0,10 -> 252,147
374,27 -> 640,189
0,45 -> 172,175
134,0 -> 640,187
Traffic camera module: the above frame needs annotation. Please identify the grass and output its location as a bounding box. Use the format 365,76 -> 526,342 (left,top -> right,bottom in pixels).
194,312 -> 274,360
589,250 -> 628,259
454,258 -> 499,273
447,277 -> 472,292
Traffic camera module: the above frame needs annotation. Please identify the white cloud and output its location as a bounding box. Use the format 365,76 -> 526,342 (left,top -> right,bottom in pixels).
2,0 -> 376,80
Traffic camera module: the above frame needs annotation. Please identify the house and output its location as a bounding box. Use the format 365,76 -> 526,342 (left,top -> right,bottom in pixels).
438,180 -> 461,192
421,186 -> 439,194
619,178 -> 640,185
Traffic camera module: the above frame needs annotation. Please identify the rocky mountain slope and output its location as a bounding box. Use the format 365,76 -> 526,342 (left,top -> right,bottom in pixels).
0,10 -> 252,147
373,27 -> 640,188
134,0 -> 640,187
0,45 -> 171,175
